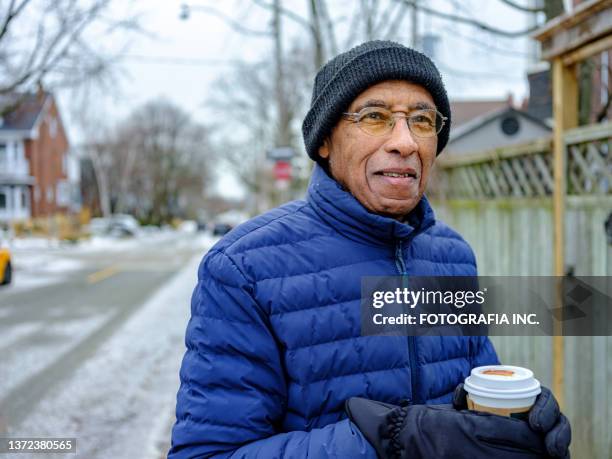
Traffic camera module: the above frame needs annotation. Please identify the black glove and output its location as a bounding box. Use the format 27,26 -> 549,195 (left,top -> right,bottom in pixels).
453,383 -> 571,458
346,386 -> 570,458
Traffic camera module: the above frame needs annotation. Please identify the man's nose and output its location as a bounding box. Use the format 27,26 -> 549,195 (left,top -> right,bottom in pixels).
383,117 -> 419,157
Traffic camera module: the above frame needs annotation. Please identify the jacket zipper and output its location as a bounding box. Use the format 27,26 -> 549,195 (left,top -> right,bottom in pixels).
394,241 -> 407,275
394,240 -> 419,404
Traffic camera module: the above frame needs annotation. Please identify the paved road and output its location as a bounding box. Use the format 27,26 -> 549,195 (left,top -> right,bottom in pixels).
0,232 -> 208,434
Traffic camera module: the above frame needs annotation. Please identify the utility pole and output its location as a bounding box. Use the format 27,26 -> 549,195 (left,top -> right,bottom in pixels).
411,0 -> 419,49
273,0 -> 290,148
309,0 -> 324,70
272,0 -> 292,204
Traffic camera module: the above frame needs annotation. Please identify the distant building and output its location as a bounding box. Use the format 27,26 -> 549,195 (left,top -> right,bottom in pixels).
570,0 -> 611,122
450,98 -> 512,129
0,92 -> 79,224
446,103 -> 552,155
525,63 -> 554,123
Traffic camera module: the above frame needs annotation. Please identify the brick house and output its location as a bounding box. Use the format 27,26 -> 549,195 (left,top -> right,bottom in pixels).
0,92 -> 79,224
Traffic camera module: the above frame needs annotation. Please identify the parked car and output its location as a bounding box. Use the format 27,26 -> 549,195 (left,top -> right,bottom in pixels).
178,220 -> 198,233
196,220 -> 208,232
108,214 -> 140,237
212,223 -> 233,236
89,214 -> 140,237
0,247 -> 12,285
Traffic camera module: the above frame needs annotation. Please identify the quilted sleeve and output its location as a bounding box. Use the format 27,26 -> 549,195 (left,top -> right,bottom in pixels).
470,336 -> 500,368
465,241 -> 500,369
168,250 -> 377,459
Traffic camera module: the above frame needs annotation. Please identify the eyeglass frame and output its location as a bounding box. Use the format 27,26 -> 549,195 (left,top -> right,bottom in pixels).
341,106 -> 447,138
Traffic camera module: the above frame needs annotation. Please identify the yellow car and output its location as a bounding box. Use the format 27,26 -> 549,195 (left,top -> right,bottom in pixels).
0,247 -> 11,285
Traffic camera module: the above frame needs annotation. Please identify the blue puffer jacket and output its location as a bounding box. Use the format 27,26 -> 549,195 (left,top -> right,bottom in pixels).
169,164 -> 499,459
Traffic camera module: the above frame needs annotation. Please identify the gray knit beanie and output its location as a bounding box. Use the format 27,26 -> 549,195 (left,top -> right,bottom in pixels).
302,40 -> 451,164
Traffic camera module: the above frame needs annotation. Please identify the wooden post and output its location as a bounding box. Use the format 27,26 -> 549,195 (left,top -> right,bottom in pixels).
551,57 -> 578,409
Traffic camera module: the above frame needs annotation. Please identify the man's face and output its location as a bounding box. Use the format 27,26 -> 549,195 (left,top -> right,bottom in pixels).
318,80 -> 438,220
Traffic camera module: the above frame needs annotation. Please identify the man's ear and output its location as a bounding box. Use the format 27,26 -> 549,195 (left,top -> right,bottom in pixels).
319,138 -> 331,159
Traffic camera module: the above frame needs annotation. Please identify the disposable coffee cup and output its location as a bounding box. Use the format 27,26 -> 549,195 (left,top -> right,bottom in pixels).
464,365 -> 541,419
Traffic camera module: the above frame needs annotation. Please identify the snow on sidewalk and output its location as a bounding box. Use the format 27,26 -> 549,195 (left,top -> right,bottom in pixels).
11,251 -> 206,459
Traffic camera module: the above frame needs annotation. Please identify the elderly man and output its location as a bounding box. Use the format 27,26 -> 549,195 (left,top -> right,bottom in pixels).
169,41 -> 570,458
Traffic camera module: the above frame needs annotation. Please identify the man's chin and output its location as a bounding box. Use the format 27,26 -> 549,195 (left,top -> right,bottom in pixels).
369,197 -> 420,218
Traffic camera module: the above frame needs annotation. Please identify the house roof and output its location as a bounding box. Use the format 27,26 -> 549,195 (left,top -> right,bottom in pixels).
0,92 -> 50,134
449,106 -> 552,143
450,99 -> 510,128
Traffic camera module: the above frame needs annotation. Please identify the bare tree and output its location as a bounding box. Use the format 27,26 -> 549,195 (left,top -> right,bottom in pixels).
208,41 -> 313,211
78,99 -> 212,223
84,139 -> 113,218
76,107 -> 116,218
0,0 -> 142,98
117,99 -> 212,224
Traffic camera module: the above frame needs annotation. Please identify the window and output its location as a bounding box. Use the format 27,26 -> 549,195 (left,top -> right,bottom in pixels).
0,190 -> 6,209
49,116 -> 58,138
0,143 -> 6,166
501,116 -> 520,136
56,181 -> 70,206
21,188 -> 28,208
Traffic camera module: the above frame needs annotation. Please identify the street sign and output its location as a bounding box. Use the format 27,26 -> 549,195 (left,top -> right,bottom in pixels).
273,161 -> 292,181
267,147 -> 295,161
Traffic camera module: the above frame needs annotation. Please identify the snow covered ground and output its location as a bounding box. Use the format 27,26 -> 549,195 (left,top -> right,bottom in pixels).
0,313 -> 113,399
0,230 -> 220,458
2,230 -> 218,293
9,251 -> 205,459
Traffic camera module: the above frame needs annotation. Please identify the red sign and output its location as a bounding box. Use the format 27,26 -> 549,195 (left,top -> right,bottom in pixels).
273,160 -> 292,181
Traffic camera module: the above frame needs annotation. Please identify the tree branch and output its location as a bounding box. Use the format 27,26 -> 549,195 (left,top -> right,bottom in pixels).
384,1 -> 409,40
344,1 -> 363,48
396,0 -> 540,37
185,4 -> 272,36
0,0 -> 117,94
251,0 -> 315,33
375,0 -> 400,37
0,0 -> 33,42
498,0 -> 544,13
317,0 -> 337,58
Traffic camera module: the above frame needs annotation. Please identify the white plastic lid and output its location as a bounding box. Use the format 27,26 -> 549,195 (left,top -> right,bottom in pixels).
464,365 -> 541,400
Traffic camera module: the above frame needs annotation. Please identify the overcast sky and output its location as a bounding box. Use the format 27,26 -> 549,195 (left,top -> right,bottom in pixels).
58,0 -> 562,198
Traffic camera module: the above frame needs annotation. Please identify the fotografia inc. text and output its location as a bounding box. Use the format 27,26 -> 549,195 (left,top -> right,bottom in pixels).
371,312 -> 540,326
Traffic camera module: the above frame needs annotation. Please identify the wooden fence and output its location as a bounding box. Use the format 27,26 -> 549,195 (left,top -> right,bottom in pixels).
431,122 -> 612,458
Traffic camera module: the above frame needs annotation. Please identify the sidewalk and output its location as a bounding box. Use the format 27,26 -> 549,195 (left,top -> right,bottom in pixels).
12,251 -> 205,459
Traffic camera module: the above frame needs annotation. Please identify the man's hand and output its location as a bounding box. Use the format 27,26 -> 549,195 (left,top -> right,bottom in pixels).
453,383 -> 571,458
345,385 -> 571,459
